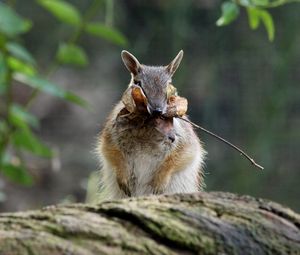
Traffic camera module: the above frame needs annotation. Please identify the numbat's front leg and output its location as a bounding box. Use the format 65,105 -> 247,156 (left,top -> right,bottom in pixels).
101,132 -> 131,196
149,142 -> 196,194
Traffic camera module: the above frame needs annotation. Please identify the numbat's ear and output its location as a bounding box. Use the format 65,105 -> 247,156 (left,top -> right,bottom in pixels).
121,50 -> 141,76
166,50 -> 184,76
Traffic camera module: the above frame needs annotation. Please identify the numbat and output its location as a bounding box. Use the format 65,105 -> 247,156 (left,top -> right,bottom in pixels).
97,50 -> 206,200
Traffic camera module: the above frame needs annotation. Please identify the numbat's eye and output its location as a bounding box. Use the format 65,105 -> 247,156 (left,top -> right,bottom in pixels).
134,80 -> 142,86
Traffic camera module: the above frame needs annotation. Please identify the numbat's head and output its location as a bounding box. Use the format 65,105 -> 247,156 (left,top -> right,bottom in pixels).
121,50 -> 183,116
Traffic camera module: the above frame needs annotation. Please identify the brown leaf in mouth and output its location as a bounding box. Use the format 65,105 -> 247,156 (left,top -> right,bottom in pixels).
121,85 -> 148,114
122,86 -> 136,113
131,86 -> 148,113
166,84 -> 178,99
165,96 -> 188,118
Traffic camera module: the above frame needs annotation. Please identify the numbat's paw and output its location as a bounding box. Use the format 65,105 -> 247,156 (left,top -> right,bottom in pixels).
117,178 -> 131,197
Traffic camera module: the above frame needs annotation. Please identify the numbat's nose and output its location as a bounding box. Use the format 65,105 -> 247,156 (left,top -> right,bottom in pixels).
152,108 -> 163,116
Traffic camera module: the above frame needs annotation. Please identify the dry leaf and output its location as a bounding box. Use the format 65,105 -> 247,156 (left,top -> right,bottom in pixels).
165,96 -> 188,118
166,84 -> 178,99
121,85 -> 148,114
131,86 -> 148,113
122,86 -> 136,113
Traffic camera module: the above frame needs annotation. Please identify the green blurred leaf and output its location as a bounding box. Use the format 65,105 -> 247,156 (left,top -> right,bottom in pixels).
246,7 -> 275,41
7,57 -> 36,76
12,126 -> 52,157
6,42 -> 36,65
0,2 -> 31,37
9,104 -> 39,129
0,120 -> 7,133
259,9 -> 275,41
216,1 -> 240,26
63,92 -> 89,106
0,121 -> 8,145
239,0 -> 251,6
84,22 -> 128,46
1,163 -> 33,186
56,43 -> 88,67
37,0 -> 81,26
13,73 -> 89,108
252,0 -> 269,6
0,52 -> 7,94
247,7 -> 260,29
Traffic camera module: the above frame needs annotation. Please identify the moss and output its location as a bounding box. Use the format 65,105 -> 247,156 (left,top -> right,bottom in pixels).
0,192 -> 299,255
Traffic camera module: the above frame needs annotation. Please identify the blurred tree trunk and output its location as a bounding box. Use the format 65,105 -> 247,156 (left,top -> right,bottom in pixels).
0,192 -> 299,255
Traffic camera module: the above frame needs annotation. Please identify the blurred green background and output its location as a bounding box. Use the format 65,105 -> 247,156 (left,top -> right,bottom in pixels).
0,0 -> 299,212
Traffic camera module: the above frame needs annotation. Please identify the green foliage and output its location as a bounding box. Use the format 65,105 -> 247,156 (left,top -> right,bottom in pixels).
216,2 -> 240,26
6,42 -> 36,65
12,127 -> 53,158
14,73 -> 88,107
0,0 -> 127,189
247,7 -> 275,40
37,0 -> 82,26
2,163 -> 33,186
9,104 -> 39,129
0,2 -> 31,37
85,22 -> 128,46
247,7 -> 260,29
7,57 -> 36,76
216,0 -> 297,41
56,43 -> 88,67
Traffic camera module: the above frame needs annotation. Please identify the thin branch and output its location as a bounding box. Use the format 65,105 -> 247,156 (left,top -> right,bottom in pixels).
177,116 -> 264,170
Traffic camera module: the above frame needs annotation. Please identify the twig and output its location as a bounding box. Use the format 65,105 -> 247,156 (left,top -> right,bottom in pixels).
177,116 -> 264,170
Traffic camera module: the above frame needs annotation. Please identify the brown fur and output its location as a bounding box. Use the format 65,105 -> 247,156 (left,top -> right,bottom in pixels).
101,130 -> 131,196
97,50 -> 206,200
149,140 -> 197,193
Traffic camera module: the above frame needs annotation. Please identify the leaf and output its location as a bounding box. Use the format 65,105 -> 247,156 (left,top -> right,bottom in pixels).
84,22 -> 128,46
7,57 -> 36,76
1,163 -> 33,186
0,121 -> 8,145
13,73 -> 89,108
6,42 -> 36,65
259,9 -> 275,41
56,43 -> 88,67
12,126 -> 53,157
9,104 -> 39,129
0,2 -> 31,37
37,0 -> 81,26
246,7 -> 275,41
252,0 -> 269,6
216,1 -> 240,26
239,0 -> 251,6
0,52 -> 7,94
0,120 -> 7,133
247,7 -> 260,29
